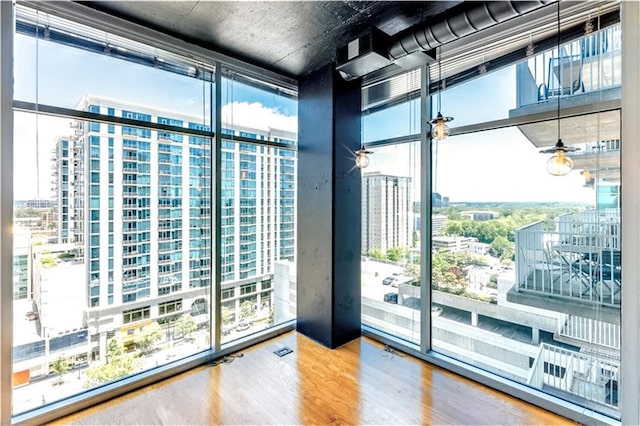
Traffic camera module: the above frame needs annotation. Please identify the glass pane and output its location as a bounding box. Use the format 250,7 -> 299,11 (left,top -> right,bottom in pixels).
220,74 -> 297,343
14,8 -> 211,120
12,111 -> 212,415
435,66 -> 517,128
431,111 -> 620,418
438,24 -> 621,129
362,70 -> 421,144
361,142 -> 421,344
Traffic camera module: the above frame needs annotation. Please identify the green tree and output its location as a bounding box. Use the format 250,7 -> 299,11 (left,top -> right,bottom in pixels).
222,306 -> 234,325
41,256 -> 57,268
404,262 -> 420,281
175,314 -> 197,340
85,338 -> 140,387
387,247 -> 406,262
487,273 -> 499,289
135,322 -> 162,355
431,251 -> 474,294
490,235 -> 514,261
14,207 -> 43,218
50,356 -> 71,385
240,300 -> 256,321
444,220 -> 465,236
368,248 -> 385,260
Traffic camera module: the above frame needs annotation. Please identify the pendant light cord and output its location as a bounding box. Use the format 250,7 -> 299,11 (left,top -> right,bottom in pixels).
433,58 -> 439,194
437,46 -> 442,114
35,11 -> 41,199
556,0 -> 561,142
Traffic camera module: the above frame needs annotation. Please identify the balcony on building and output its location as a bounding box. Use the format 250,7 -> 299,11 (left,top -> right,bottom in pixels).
508,210 -> 620,323
507,25 -> 622,236
528,343 -> 619,418
509,24 -> 621,158
507,22 -> 621,320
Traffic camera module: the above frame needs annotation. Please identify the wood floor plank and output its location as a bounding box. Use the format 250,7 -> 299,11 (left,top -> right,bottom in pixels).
51,331 -> 576,425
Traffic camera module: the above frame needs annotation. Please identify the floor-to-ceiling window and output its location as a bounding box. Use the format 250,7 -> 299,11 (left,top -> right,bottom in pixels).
430,5 -> 621,419
5,2 -> 297,423
11,4 -> 213,414
218,72 -> 298,344
361,1 -> 624,423
360,70 -> 422,345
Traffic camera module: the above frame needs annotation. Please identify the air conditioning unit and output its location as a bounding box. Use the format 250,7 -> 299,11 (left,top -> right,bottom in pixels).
336,28 -> 391,81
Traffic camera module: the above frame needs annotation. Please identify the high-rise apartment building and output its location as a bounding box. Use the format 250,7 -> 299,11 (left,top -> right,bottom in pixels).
218,124 -> 296,322
361,172 -> 412,255
13,227 -> 31,300
49,95 -> 296,356
51,138 -> 72,243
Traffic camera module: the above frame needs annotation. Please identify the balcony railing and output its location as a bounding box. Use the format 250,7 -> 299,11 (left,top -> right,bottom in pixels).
517,24 -> 621,108
558,315 -> 620,351
514,212 -> 620,308
528,343 -> 619,411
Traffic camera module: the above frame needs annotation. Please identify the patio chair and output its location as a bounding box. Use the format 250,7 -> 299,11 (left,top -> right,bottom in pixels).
538,54 -> 584,101
573,249 -> 621,299
597,249 -> 621,295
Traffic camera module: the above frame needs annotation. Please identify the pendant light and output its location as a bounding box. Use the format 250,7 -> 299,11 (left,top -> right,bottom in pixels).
541,140 -> 578,176
539,1 -> 578,176
429,46 -> 453,140
355,143 -> 373,169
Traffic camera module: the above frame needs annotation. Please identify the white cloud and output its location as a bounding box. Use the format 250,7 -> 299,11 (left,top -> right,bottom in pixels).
221,101 -> 297,134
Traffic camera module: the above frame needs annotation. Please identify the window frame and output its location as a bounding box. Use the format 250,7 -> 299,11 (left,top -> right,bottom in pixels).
359,3 -> 631,424
3,2 -> 298,424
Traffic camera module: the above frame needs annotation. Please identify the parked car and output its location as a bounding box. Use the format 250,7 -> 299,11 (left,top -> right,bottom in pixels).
236,321 -> 250,331
383,292 -> 398,304
382,276 -> 397,286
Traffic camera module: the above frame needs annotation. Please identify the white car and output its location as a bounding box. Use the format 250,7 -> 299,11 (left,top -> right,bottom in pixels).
236,321 -> 250,331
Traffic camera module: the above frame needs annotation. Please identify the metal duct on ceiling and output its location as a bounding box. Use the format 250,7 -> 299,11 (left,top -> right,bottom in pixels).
388,1 -> 553,61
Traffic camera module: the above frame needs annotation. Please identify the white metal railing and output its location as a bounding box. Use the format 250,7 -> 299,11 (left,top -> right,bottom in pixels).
517,24 -> 621,108
515,213 -> 620,307
558,315 -> 620,350
528,344 -> 619,409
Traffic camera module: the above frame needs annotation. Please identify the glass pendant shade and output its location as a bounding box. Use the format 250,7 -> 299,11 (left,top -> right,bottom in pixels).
429,112 -> 453,141
432,117 -> 450,141
545,150 -> 574,176
430,46 -> 454,142
355,151 -> 370,169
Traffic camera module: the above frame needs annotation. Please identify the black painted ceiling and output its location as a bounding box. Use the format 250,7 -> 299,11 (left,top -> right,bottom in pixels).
79,1 -> 462,79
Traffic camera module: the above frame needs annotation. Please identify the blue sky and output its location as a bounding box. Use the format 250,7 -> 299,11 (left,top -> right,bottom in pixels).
363,66 -> 597,204
14,33 -> 297,200
15,30 -> 599,205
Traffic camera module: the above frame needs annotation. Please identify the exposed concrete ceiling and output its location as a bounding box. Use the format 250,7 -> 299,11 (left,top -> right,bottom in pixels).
78,1 -> 462,79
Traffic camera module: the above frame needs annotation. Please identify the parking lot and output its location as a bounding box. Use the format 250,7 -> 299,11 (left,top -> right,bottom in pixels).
361,259 -> 405,302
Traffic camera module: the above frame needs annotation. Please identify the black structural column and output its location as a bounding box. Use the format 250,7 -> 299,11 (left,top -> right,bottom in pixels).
297,63 -> 362,348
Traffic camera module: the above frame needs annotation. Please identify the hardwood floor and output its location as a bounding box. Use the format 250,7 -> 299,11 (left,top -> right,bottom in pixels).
52,331 -> 575,425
